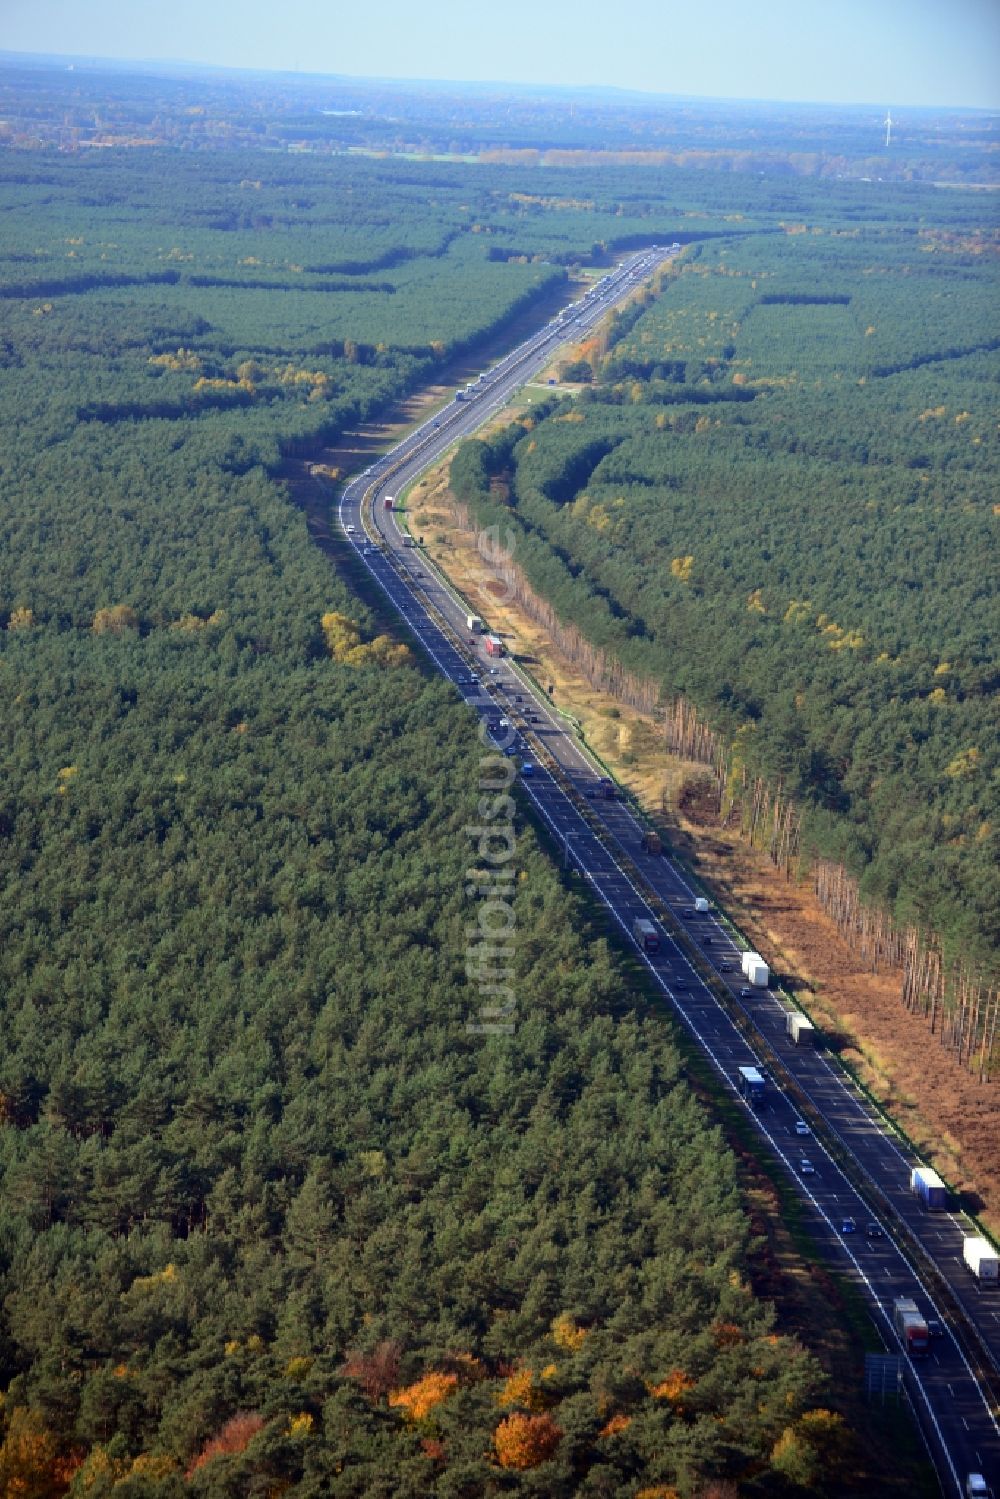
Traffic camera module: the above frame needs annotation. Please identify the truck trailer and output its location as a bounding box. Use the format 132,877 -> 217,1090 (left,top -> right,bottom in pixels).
694,897 -> 711,914
737,1066 -> 766,1106
963,1236 -> 999,1282
640,830 -> 662,856
893,1297 -> 929,1357
786,1012 -> 817,1046
484,635 -> 505,658
910,1166 -> 948,1212
741,951 -> 770,988
384,495 -> 395,509
633,918 -> 660,954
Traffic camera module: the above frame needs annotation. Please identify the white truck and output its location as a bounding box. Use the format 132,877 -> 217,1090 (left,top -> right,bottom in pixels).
963,1236 -> 999,1282
966,1476 -> 991,1499
741,951 -> 769,988
910,1165 -> 948,1212
786,1012 -> 816,1046
466,614 -> 483,634
694,897 -> 711,914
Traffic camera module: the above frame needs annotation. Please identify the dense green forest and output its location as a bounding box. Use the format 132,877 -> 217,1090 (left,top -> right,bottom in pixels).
0,142 -> 906,1494
451,216 -> 999,986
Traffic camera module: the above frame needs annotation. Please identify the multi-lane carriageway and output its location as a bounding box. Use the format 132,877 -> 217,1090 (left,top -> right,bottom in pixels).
332,248 -> 999,1495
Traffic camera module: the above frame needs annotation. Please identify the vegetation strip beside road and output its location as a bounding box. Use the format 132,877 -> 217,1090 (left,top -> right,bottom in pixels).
399,415 -> 1000,1240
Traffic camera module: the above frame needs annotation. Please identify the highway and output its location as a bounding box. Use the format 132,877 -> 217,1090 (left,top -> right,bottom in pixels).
333,247 -> 1000,1497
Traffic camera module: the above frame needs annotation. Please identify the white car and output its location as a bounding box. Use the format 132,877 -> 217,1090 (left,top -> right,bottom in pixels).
799,1159 -> 816,1176
345,523 -> 356,534
793,1120 -> 809,1137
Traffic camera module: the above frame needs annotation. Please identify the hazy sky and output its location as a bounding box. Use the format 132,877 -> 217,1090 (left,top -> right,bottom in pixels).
4,0 -> 999,109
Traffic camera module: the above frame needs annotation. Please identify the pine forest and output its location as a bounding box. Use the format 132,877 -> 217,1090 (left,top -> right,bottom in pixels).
0,62 -> 996,1496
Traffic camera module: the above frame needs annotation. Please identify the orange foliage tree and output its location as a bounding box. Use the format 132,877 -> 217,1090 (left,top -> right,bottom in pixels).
185,1412 -> 265,1477
389,1372 -> 459,1421
650,1369 -> 696,1406
0,1407 -> 81,1498
493,1411 -> 563,1470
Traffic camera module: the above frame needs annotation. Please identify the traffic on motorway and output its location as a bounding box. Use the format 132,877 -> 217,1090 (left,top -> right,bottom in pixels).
331,249 -> 1000,1498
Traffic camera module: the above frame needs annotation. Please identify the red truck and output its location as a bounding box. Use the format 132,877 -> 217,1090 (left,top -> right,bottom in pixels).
893,1297 -> 929,1357
484,634 -> 505,659
633,919 -> 660,954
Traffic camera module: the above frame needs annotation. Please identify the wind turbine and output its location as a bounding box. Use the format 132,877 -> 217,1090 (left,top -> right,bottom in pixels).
884,109 -> 893,148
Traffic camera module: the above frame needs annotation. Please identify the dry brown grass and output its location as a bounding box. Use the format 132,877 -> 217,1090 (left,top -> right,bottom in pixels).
407,435 -> 1000,1235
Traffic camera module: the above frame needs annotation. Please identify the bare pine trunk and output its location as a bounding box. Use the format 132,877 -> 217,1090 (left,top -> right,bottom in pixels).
455,495 -> 996,1082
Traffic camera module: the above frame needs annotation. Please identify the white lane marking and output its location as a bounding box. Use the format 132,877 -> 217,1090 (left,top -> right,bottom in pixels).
336,283 -> 997,1474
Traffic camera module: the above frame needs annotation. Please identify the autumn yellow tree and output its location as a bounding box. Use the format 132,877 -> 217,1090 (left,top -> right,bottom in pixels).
550,1313 -> 587,1351
770,1408 -> 847,1487
495,1366 -> 556,1412
92,605 -> 140,635
321,612 -> 409,668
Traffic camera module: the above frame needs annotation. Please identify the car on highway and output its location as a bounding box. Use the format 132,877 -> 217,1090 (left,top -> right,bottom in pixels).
799,1160 -> 816,1176
739,986 -> 753,999
681,908 -> 694,919
529,713 -> 541,723
720,961 -> 734,972
793,1119 -> 809,1137
840,1217 -> 856,1234
926,1317 -> 944,1341
346,523 -> 356,534
865,1221 -> 884,1239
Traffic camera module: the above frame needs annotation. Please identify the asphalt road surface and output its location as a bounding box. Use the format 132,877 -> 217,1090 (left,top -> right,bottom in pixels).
334,249 -> 1000,1497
